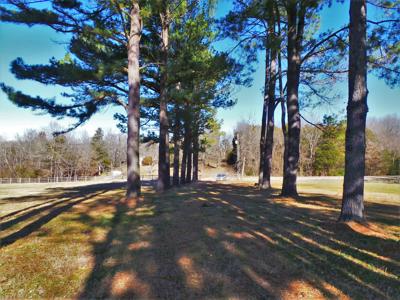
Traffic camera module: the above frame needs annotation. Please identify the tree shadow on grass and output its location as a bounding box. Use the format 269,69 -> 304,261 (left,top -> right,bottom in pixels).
0,198 -> 61,221
0,182 -> 126,248
79,181 -> 400,299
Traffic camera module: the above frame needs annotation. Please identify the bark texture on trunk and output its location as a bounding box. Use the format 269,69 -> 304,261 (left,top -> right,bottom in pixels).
180,123 -> 188,184
126,2 -> 141,198
192,133 -> 199,182
173,138 -> 180,185
258,44 -> 270,186
157,6 -> 170,191
180,146 -> 187,184
262,55 -> 276,189
339,0 -> 368,222
281,3 -> 304,197
261,18 -> 277,189
279,51 -> 288,180
165,131 -> 170,186
186,127 -> 192,183
172,109 -> 180,186
276,5 -> 288,184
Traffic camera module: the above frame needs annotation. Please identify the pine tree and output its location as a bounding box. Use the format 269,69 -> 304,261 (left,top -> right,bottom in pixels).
339,0 -> 368,222
0,0 -> 153,197
313,116 -> 345,176
164,2 -> 243,185
219,0 -> 348,194
90,128 -> 111,175
339,0 -> 399,222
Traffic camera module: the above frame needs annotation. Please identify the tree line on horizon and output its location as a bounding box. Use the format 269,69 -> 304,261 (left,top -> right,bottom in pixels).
0,0 -> 399,222
0,127 -> 124,179
1,114 -> 398,179
229,114 -> 400,177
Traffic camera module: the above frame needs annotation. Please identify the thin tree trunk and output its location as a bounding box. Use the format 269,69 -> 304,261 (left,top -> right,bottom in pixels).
279,51 -> 288,181
193,133 -> 199,182
173,138 -> 180,186
277,7 -> 288,187
262,55 -> 276,189
261,15 -> 277,189
157,5 -> 170,191
180,123 -> 188,184
126,2 -> 141,198
236,133 -> 240,176
282,4 -> 305,197
166,130 -> 170,186
172,108 -> 180,186
339,0 -> 368,222
241,156 -> 246,177
258,42 -> 270,186
186,127 -> 192,183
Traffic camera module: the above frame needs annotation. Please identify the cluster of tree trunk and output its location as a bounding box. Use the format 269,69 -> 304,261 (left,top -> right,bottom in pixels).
173,104 -> 201,186
258,2 -> 301,194
256,0 -> 370,221
1,0 -> 235,199
125,1 -> 234,196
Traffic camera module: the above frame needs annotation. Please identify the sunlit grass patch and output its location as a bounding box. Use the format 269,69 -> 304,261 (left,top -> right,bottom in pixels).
0,229 -> 93,298
0,184 -> 126,298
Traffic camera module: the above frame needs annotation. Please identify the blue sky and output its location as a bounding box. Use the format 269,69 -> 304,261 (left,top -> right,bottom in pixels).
0,1 -> 398,139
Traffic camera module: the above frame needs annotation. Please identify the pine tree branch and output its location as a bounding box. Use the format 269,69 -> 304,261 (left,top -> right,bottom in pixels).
367,19 -> 400,26
366,0 -> 399,10
301,26 -> 349,63
300,113 -> 324,131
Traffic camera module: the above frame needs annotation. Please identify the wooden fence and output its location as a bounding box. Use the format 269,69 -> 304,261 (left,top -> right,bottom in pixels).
0,174 -> 160,184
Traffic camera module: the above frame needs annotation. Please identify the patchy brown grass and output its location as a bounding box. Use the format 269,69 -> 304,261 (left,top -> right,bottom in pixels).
0,180 -> 399,299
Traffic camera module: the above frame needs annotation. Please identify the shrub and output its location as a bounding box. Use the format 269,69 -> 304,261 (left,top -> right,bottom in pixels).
142,156 -> 153,166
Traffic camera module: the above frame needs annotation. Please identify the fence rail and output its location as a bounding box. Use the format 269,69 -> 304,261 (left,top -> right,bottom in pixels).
0,176 -> 100,184
0,175 -> 162,184
5,175 -> 395,185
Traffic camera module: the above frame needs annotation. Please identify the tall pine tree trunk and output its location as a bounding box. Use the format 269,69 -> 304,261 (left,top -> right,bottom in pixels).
262,52 -> 276,189
157,6 -> 170,191
172,108 -> 180,186
180,121 -> 188,184
126,2 -> 141,198
339,0 -> 368,222
258,43 -> 270,186
193,133 -> 199,182
173,138 -> 180,186
180,145 -> 187,184
276,4 -> 288,183
261,14 -> 277,189
279,50 -> 288,180
186,127 -> 192,183
166,129 -> 170,185
282,4 -> 305,197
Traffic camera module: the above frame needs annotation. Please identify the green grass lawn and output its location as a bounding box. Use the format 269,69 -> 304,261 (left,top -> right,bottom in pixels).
296,179 -> 400,197
0,179 -> 399,299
